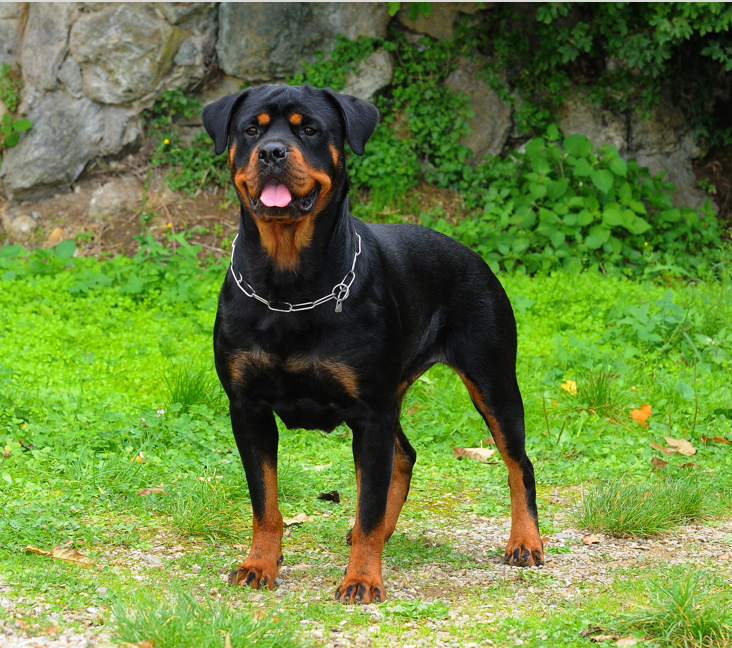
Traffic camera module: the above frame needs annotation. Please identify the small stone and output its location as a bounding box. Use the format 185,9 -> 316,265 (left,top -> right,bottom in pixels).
191,564 -> 201,573
274,577 -> 283,586
95,587 -> 107,596
88,175 -> 142,219
1,209 -> 38,242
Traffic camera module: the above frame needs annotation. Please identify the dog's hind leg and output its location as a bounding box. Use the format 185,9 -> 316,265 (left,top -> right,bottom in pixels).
448,330 -> 544,567
383,423 -> 416,542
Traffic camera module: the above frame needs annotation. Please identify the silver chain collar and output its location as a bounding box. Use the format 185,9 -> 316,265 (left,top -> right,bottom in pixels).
228,232 -> 362,313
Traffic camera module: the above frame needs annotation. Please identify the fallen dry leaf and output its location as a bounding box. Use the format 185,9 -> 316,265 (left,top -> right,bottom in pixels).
561,379 -> 577,395
614,638 -> 638,647
138,487 -> 167,496
121,642 -> 154,648
232,544 -> 247,551
484,436 -> 495,445
46,227 -> 65,246
631,404 -> 652,427
717,553 -> 730,562
664,437 -> 695,456
650,441 -> 678,455
252,610 -> 268,621
701,435 -> 730,445
651,457 -> 668,470
41,626 -> 59,636
541,536 -> 550,545
225,632 -> 233,648
680,462 -> 699,470
583,534 -> 600,545
25,545 -> 96,568
283,513 -> 312,526
590,636 -> 620,643
452,446 -> 496,462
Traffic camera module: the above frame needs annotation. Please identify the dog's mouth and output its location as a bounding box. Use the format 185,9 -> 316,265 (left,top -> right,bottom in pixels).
247,178 -> 319,216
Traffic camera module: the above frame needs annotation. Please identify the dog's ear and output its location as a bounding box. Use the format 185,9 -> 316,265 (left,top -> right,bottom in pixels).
201,90 -> 250,156
323,89 -> 379,156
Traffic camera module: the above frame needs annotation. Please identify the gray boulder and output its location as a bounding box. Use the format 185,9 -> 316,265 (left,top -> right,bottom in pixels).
445,57 -> 512,163
342,49 -> 393,103
217,2 -> 389,82
0,93 -> 139,201
558,91 -> 627,151
0,17 -> 20,67
69,5 -> 183,104
19,3 -> 74,112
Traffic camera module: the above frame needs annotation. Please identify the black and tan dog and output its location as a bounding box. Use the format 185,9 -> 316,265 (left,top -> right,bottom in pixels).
202,84 -> 544,604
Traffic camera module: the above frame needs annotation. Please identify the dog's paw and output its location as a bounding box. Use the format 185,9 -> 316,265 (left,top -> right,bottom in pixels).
503,538 -> 544,567
335,573 -> 385,604
228,557 -> 282,589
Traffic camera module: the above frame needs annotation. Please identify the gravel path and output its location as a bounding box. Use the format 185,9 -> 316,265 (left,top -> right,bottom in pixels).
1,512 -> 730,648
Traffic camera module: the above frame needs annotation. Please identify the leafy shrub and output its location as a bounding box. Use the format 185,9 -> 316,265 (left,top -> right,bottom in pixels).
0,63 -> 31,156
475,3 -> 732,146
425,129 -> 720,275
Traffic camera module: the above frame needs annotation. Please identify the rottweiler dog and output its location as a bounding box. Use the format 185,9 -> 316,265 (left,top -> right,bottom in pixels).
202,84 -> 544,604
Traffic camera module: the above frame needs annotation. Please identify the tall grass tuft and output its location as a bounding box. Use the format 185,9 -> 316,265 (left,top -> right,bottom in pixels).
114,589 -> 302,648
163,362 -> 227,413
572,477 -> 715,537
619,568 -> 732,647
574,363 -> 620,417
171,475 -> 245,542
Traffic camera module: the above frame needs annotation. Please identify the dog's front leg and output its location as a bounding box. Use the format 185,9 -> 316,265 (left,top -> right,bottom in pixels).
227,400 -> 283,589
336,410 -> 397,604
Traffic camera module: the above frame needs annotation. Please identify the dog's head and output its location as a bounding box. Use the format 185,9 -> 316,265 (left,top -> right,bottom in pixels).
202,85 -> 378,223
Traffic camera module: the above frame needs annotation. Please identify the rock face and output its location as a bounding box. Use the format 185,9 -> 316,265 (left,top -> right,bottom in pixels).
342,49 -> 393,103
558,91 -> 627,151
217,2 -> 389,81
0,93 -> 140,201
396,3 -> 483,40
445,57 -> 512,162
0,3 -> 22,68
558,88 -> 708,209
88,176 -> 143,219
69,5 -> 183,105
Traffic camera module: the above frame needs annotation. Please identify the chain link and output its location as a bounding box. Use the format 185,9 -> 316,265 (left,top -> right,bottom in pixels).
228,232 -> 362,313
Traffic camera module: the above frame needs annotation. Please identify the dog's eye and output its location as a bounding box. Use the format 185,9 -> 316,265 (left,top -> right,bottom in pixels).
245,126 -> 258,136
303,127 -> 316,136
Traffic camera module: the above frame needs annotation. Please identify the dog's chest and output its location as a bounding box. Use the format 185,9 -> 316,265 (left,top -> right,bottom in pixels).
227,348 -> 358,430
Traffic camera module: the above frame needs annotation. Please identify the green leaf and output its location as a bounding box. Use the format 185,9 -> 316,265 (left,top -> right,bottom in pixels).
546,179 -> 569,200
563,134 -> 592,157
608,155 -> 627,177
387,2 -> 400,16
675,380 -> 695,402
626,217 -> 651,235
591,169 -> 614,193
54,239 -> 76,259
573,158 -> 593,177
546,124 -> 560,141
602,207 -> 624,227
585,225 -> 611,249
3,131 -> 19,148
12,118 -> 32,132
550,229 -> 566,248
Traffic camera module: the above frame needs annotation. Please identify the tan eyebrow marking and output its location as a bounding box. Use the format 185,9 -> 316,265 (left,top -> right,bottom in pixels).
257,113 -> 270,125
289,113 -> 302,125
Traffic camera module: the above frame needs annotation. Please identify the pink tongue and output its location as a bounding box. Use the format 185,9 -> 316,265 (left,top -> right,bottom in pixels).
259,179 -> 292,208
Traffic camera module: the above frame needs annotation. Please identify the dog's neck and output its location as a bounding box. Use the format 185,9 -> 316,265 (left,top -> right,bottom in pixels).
232,193 -> 357,297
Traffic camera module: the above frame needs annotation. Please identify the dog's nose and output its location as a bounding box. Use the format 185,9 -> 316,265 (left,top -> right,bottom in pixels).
258,142 -> 288,164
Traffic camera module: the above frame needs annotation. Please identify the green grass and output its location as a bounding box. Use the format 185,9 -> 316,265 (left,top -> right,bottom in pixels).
114,589 -> 302,648
0,242 -> 730,645
619,569 -> 732,647
572,478 -> 718,537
